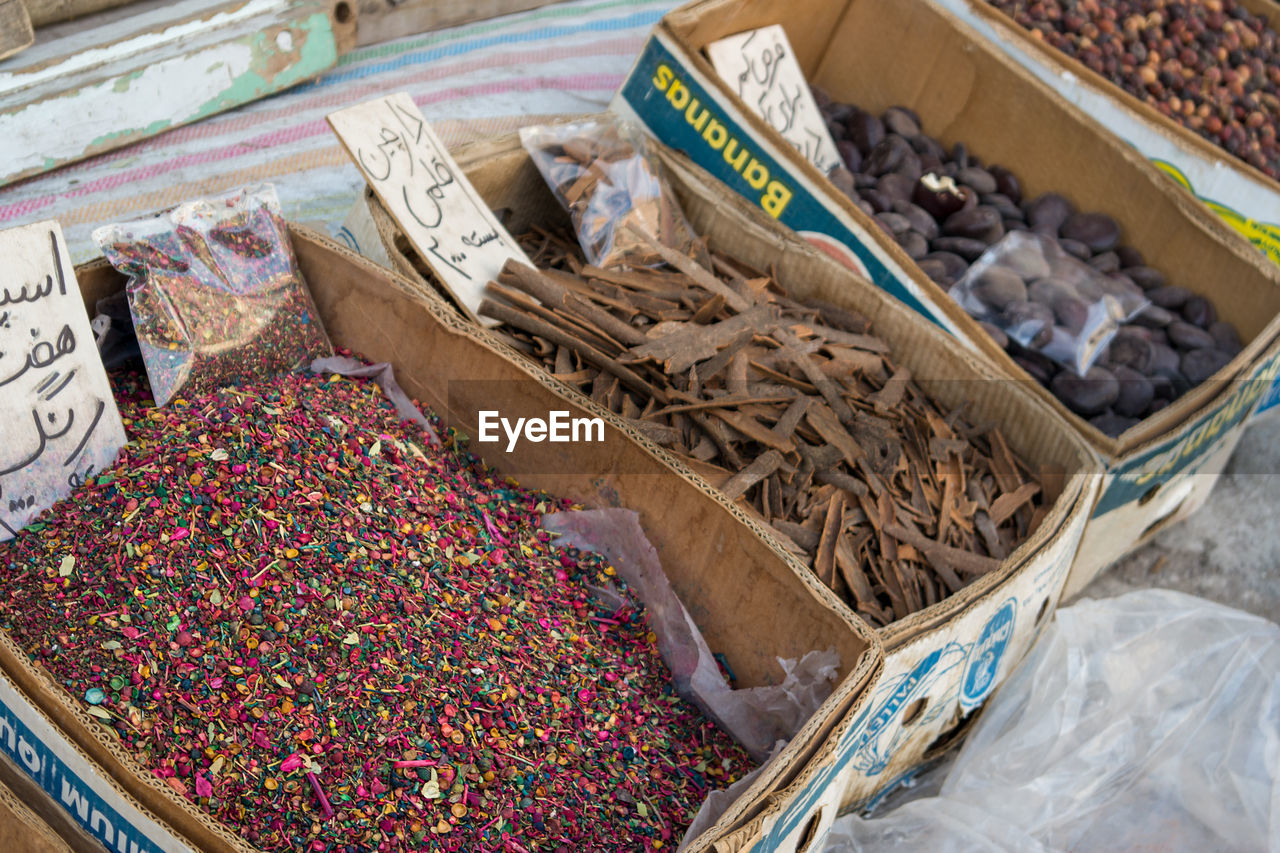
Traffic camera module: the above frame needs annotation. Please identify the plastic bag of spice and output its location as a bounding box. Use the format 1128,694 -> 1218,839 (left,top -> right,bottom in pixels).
950,231 -> 1148,376
92,184 -> 332,406
519,118 -> 707,270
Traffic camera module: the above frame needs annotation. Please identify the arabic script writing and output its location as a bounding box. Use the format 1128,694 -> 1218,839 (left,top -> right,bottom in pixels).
0,223 -> 126,540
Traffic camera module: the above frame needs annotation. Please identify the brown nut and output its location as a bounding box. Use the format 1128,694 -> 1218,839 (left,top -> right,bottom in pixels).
1208,321 -> 1243,356
1167,321 -> 1217,351
903,204 -> 940,240
1053,295 -> 1091,335
836,140 -> 862,173
1012,355 -> 1053,385
829,166 -> 857,198
874,211 -> 912,237
1111,365 -> 1155,418
1146,285 -> 1193,310
1057,238 -> 1093,261
971,267 -> 1028,311
1027,277 -> 1072,306
846,110 -> 884,155
1090,412 -> 1140,437
1181,349 -> 1233,385
1060,212 -> 1121,252
978,321 -> 1009,350
943,206 -> 1002,239
899,231 -> 930,259
882,106 -> 921,138
989,165 -> 1022,203
1051,365 -> 1120,416
1131,304 -> 1176,328
876,172 -> 916,203
1123,266 -> 1167,291
956,167 -> 998,195
1107,334 -> 1153,372
917,258 -> 951,283
1086,251 -> 1121,274
913,173 -> 968,220
1024,193 -> 1074,234
1181,296 -> 1218,329
864,135 -> 911,176
1003,300 -> 1054,348
930,236 -> 989,260
923,251 -> 969,279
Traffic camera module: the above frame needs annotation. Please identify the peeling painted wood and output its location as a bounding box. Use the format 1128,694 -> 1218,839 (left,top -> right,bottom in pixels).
0,0 -> 357,187
0,0 -> 34,62
352,0 -> 565,47
24,0 -> 138,28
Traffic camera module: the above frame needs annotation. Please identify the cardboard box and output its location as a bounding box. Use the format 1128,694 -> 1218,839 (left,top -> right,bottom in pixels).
929,0 -> 1280,417
361,131 -> 1102,843
610,0 -> 1280,593
0,652 -> 194,853
4,224 -> 881,853
0,754 -> 86,853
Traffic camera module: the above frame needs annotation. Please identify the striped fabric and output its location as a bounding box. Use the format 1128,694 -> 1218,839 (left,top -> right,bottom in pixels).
0,0 -> 677,263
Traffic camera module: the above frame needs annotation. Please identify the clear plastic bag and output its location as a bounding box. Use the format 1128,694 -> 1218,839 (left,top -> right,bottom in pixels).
824,589 -> 1280,853
519,118 -> 706,269
92,184 -> 332,406
951,231 -> 1149,376
541,509 -> 840,761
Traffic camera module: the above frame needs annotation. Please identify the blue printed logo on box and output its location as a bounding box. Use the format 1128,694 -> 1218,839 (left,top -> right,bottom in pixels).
617,35 -> 946,326
960,599 -> 1016,711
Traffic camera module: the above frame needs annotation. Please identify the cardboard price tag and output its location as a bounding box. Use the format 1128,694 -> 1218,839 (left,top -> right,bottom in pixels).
706,25 -> 840,176
327,93 -> 530,325
0,221 -> 126,541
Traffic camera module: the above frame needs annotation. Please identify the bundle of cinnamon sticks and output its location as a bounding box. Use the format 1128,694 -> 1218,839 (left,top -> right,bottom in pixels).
473,227 -> 1045,628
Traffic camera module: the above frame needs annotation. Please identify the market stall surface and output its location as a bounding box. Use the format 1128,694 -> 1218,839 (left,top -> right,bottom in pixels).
0,1 -> 1275,849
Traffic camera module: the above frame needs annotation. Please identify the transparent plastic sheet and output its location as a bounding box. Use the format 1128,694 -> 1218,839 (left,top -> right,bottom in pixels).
541,509 -> 841,762
951,232 -> 1149,375
92,184 -> 332,406
519,118 -> 707,269
824,589 -> 1280,853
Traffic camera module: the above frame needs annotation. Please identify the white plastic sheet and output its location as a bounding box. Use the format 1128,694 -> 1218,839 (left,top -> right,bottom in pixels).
543,508 -> 840,762
825,589 -> 1280,853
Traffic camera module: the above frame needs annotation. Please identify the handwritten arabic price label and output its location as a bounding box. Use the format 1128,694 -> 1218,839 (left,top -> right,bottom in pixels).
0,221 -> 126,541
327,93 -> 531,326
706,25 -> 841,175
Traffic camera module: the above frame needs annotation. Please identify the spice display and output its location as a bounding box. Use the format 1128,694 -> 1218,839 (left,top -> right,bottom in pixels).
478,228 -> 1045,629
93,185 -> 332,407
983,0 -> 1280,180
0,367 -> 749,851
814,94 -> 1243,435
521,119 -> 705,270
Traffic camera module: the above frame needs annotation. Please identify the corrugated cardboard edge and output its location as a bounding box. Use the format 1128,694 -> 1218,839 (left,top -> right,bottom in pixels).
0,753 -> 78,853
648,0 -> 1280,461
958,0 -> 1280,206
34,226 -> 884,853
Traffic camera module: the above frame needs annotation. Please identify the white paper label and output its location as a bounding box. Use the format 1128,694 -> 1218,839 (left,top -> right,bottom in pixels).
707,24 -> 841,175
0,221 -> 126,541
327,93 -> 531,325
